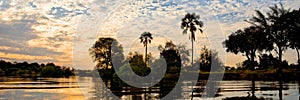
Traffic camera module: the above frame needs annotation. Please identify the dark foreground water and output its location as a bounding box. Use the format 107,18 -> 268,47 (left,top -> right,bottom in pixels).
0,77 -> 299,100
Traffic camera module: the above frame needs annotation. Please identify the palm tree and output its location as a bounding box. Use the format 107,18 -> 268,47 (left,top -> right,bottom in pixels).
181,13 -> 204,66
246,3 -> 290,70
139,32 -> 153,65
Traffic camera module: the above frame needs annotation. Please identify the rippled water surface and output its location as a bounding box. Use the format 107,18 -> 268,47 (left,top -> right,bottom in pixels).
0,77 -> 299,100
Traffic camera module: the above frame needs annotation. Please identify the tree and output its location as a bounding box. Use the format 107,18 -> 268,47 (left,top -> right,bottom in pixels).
0,68 -> 4,76
40,65 -> 56,77
198,46 -> 211,71
40,64 -> 64,77
0,60 -> 9,73
139,32 -> 153,65
258,53 -> 279,69
177,44 -> 190,67
0,60 -> 73,77
89,38 -> 126,86
123,52 -> 150,76
89,37 -> 124,70
246,3 -> 291,69
157,41 -> 181,98
224,26 -> 270,70
181,13 -> 204,66
286,9 -> 300,64
158,41 -> 181,73
196,46 -> 224,72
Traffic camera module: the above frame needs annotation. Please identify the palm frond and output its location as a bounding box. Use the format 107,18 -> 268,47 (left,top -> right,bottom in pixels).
199,29 -> 203,33
255,10 -> 267,22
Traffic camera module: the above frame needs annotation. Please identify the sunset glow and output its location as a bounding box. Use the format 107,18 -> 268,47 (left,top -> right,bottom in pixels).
0,0 -> 299,69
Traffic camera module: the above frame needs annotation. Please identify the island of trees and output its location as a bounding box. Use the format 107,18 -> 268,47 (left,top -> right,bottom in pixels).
0,60 -> 74,78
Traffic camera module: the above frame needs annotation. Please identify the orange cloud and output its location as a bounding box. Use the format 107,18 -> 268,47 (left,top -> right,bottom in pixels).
0,52 -> 53,61
0,46 -> 20,51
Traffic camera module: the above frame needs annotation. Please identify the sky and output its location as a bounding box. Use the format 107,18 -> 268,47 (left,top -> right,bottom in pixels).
0,0 -> 300,70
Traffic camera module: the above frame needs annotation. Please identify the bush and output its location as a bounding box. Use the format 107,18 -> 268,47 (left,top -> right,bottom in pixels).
40,66 -> 63,77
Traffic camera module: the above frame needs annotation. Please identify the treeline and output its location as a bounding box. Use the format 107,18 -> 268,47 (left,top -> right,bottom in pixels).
0,60 -> 74,78
90,38 -> 188,98
89,38 -> 224,78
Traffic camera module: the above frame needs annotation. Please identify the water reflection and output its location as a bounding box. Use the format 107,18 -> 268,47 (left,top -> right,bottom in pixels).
87,77 -> 300,99
0,77 -> 85,100
0,77 -> 299,99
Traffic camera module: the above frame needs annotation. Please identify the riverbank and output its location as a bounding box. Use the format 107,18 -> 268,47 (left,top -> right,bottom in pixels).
197,69 -> 299,81
73,69 -> 300,82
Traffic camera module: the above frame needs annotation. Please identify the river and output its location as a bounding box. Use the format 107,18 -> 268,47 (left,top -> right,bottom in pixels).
0,77 -> 299,100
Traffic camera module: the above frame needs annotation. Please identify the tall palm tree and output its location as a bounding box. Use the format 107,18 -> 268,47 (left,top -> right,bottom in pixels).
139,32 -> 153,65
181,13 -> 204,66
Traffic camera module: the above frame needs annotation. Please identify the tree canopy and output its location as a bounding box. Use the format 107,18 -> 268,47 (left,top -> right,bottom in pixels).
89,37 -> 124,70
0,60 -> 74,77
224,26 -> 271,70
195,46 -> 224,72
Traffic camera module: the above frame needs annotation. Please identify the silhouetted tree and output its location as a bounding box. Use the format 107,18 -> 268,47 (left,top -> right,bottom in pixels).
224,27 -> 270,70
196,46 -> 224,72
0,68 -> 3,76
158,41 -> 181,72
119,52 -> 150,77
89,37 -> 124,80
89,37 -> 124,71
177,44 -> 190,67
157,41 -> 181,98
286,9 -> 300,64
0,61 -> 75,77
246,3 -> 291,70
40,65 -> 58,77
139,32 -> 153,65
181,13 -> 204,66
258,54 -> 278,69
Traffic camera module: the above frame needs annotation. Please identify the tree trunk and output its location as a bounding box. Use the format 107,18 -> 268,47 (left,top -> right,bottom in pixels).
191,40 -> 194,67
145,43 -> 148,67
250,52 -> 255,71
278,47 -> 283,100
278,47 -> 282,72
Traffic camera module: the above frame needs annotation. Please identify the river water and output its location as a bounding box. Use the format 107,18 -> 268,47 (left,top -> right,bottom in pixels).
0,77 -> 299,100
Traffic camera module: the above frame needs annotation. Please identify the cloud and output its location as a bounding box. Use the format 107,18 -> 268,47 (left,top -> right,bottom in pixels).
0,0 -> 11,11
1,0 -> 300,69
0,20 -> 37,41
0,51 -> 53,61
0,0 -> 92,68
0,46 -> 20,51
